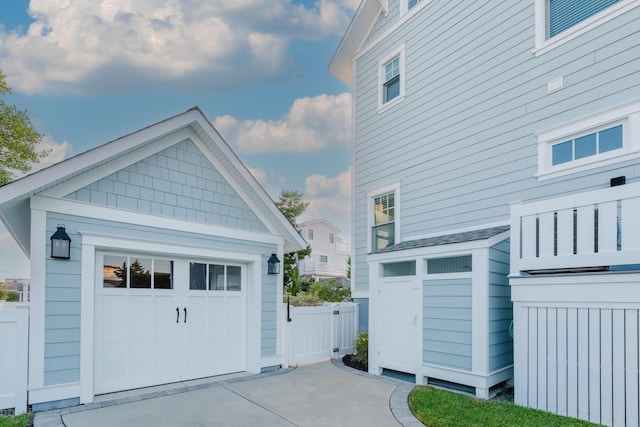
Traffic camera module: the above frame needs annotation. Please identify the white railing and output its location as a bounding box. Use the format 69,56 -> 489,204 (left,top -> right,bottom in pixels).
510,182 -> 640,275
298,260 -> 348,277
0,303 -> 29,415
284,303 -> 358,366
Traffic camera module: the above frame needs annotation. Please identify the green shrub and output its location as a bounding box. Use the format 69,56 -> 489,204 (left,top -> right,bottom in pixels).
355,332 -> 368,363
5,291 -> 19,302
287,292 -> 323,306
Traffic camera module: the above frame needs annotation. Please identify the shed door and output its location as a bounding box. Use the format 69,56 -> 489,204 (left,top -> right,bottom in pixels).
94,253 -> 246,395
379,277 -> 419,374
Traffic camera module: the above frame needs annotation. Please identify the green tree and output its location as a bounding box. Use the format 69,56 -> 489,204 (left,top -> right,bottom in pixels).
0,69 -> 48,185
275,190 -> 309,226
275,189 -> 311,291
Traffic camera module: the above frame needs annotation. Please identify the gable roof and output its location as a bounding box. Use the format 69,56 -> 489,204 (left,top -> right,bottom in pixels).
329,0 -> 385,84
0,107 -> 307,255
299,219 -> 342,234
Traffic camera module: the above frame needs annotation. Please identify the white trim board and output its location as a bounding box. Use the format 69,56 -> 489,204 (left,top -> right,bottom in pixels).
31,196 -> 284,247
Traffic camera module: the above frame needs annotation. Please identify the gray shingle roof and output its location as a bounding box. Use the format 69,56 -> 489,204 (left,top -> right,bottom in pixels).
374,225 -> 510,254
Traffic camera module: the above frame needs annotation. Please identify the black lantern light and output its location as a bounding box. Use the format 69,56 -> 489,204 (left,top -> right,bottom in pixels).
51,225 -> 71,259
267,253 -> 280,275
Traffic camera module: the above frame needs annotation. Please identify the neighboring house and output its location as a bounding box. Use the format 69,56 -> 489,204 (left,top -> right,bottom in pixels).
331,0 -> 640,423
297,219 -> 351,282
0,108 -> 305,411
4,278 -> 31,302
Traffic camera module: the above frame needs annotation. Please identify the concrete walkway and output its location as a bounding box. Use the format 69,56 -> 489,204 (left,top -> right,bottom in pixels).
34,360 -> 423,427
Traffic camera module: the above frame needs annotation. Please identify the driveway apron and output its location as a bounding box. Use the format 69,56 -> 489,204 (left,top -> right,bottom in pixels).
57,361 -> 405,427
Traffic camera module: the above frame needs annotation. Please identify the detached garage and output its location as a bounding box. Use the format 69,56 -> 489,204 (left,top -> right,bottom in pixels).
0,108 -> 306,410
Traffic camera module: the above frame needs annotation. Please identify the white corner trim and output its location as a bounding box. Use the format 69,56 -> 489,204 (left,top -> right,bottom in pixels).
79,243 -> 96,404
28,209 -> 47,391
31,196 -> 284,247
534,0 -> 640,56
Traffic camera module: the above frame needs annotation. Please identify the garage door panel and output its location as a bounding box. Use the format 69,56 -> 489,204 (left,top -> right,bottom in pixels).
96,254 -> 247,394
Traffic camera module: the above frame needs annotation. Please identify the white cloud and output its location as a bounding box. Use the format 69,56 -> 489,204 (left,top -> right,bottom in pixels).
0,0 -> 356,94
300,168 -> 351,240
246,166 -> 287,200
214,92 -> 351,154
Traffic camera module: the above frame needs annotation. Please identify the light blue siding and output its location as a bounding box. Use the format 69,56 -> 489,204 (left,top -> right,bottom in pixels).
489,239 -> 513,372
354,298 -> 369,332
352,1 -> 640,293
423,278 -> 472,371
43,211 -> 277,386
65,139 -> 268,233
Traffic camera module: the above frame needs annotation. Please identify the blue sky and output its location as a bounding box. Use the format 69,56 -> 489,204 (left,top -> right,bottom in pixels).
0,0 -> 356,280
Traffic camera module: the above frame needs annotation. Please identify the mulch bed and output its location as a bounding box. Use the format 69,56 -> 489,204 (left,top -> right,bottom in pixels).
342,354 -> 368,372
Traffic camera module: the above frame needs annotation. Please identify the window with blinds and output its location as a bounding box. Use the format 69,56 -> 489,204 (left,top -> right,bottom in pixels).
549,0 -> 619,37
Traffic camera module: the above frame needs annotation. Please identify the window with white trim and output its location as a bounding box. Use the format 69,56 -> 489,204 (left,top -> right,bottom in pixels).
534,0 -> 640,55
372,192 -> 395,251
408,0 -> 423,11
329,233 -> 335,244
536,100 -> 640,180
551,124 -> 622,166
308,228 -> 314,240
378,45 -> 405,112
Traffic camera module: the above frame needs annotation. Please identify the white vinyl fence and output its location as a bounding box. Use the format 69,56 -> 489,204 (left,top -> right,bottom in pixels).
284,302 -> 358,366
0,303 -> 29,415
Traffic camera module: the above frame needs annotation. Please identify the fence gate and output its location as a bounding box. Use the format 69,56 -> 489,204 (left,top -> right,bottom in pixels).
0,303 -> 29,415
284,303 -> 358,365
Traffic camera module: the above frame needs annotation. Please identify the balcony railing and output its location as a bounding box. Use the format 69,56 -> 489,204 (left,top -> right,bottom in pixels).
510,181 -> 640,275
298,260 -> 348,277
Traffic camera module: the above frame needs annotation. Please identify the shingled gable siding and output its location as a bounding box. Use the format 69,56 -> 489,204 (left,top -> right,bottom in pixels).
65,139 -> 268,233
489,239 -> 512,371
352,1 -> 640,293
42,212 -> 278,386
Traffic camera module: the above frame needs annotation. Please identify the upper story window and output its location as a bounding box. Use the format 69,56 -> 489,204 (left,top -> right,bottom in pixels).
383,57 -> 400,103
319,255 -> 328,263
378,44 -> 405,112
408,0 -> 423,11
308,228 -> 314,240
537,100 -> 640,181
329,233 -> 335,244
552,124 -> 622,166
534,0 -> 640,55
373,192 -> 395,251
549,0 -> 619,37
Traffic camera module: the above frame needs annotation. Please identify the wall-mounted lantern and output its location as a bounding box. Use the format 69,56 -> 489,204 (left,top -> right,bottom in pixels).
51,225 -> 71,259
267,253 -> 280,275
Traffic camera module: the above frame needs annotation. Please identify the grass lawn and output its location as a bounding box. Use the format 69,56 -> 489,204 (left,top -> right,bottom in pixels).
409,386 -> 603,427
0,414 -> 32,427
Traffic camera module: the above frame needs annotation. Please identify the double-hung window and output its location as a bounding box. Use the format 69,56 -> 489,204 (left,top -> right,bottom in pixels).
383,57 -> 400,104
378,45 -> 405,111
372,192 -> 395,251
535,0 -> 639,55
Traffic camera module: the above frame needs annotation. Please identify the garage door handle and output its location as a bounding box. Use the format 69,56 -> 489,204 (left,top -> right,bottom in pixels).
176,307 -> 180,323
184,307 -> 187,323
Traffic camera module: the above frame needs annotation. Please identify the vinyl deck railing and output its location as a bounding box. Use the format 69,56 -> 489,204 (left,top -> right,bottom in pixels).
510,182 -> 640,275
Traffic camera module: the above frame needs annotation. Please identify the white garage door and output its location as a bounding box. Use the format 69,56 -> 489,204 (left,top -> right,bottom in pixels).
95,252 -> 246,395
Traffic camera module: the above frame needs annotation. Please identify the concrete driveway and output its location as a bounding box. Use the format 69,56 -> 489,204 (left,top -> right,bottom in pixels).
35,360 -> 423,427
